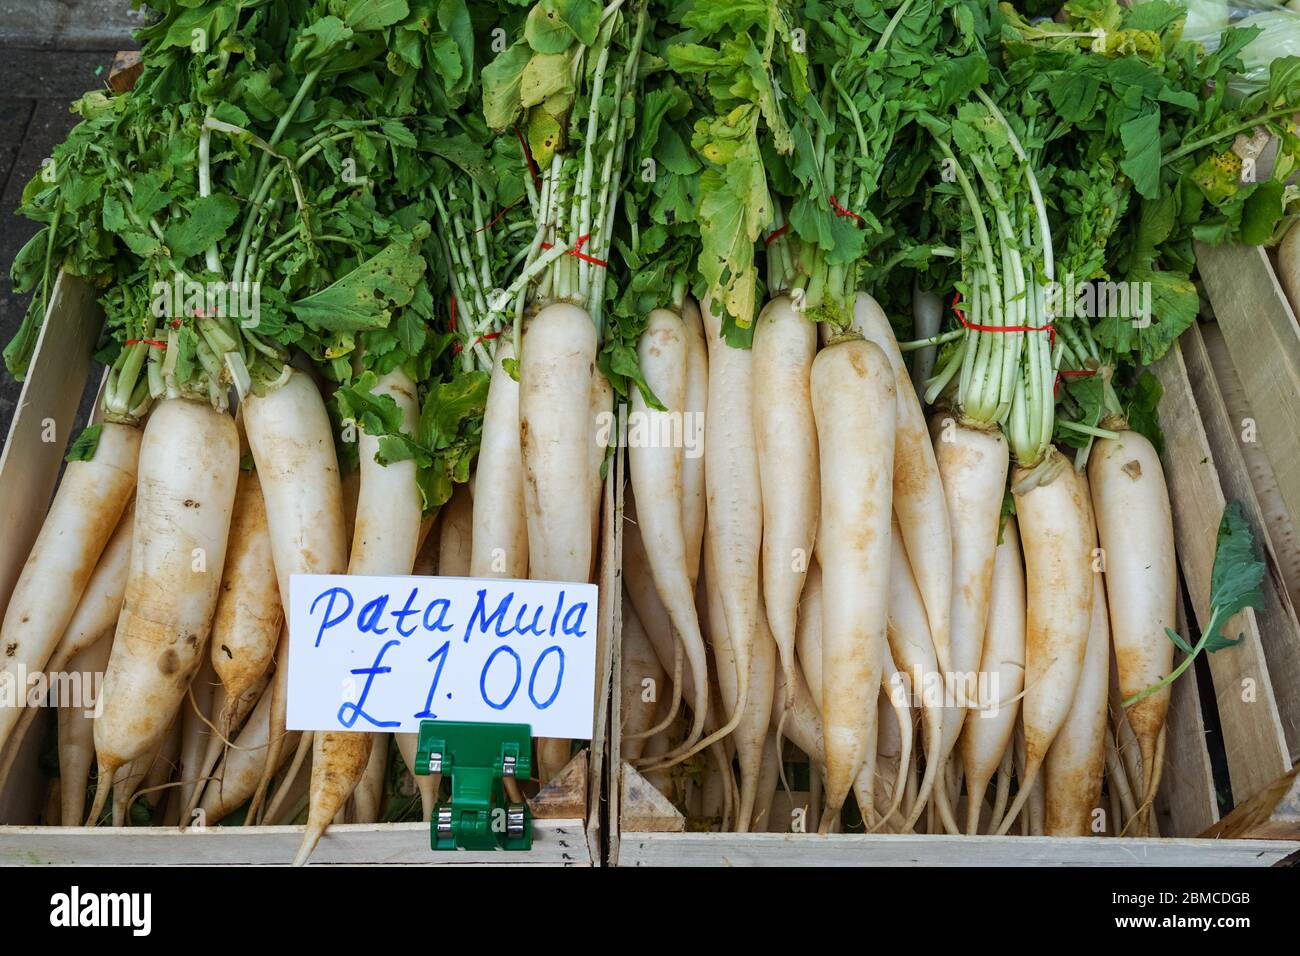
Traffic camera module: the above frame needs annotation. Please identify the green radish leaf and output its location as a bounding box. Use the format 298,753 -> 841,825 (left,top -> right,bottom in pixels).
525,2 -> 576,54
1239,180 -> 1286,246
1204,630 -> 1245,654
64,425 -> 103,463
1118,111 -> 1162,201
291,231 -> 428,333
1163,626 -> 1194,655
290,16 -> 353,71
1209,500 -> 1265,621
163,194 -> 241,260
343,0 -> 410,31
1124,371 -> 1165,457
435,0 -> 474,91
337,372 -> 406,441
519,51 -> 573,109
482,40 -> 533,130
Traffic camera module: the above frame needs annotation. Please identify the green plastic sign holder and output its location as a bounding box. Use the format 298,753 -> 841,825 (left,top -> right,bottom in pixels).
414,719 -> 533,851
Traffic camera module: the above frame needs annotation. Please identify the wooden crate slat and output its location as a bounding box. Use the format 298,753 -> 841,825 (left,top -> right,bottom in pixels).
1153,590 -> 1219,836
0,272 -> 101,625
1195,241 -> 1300,533
586,438 -> 625,862
605,422 -> 628,866
1151,338 -> 1291,803
0,273 -> 101,827
0,820 -> 590,866
1201,322 -> 1300,616
1180,321 -> 1300,760
616,831 -> 1299,867
1203,765 -> 1300,841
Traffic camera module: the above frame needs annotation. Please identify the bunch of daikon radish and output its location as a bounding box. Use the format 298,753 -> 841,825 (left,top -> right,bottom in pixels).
619,291 -> 1178,838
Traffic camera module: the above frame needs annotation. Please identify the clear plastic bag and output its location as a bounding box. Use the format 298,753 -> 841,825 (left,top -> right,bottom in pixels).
1179,0 -> 1300,94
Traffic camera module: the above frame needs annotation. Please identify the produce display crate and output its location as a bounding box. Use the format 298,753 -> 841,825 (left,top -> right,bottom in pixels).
608,245 -> 1300,867
0,272 -> 614,866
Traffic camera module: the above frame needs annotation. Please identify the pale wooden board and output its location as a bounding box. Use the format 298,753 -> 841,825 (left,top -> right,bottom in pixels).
1196,242 -> 1300,537
586,441 -> 623,865
0,272 -> 101,625
0,273 -> 101,828
1180,322 -> 1300,760
616,832 -> 1300,867
602,431 -> 627,866
0,820 -> 590,866
1205,765 -> 1300,841
1153,592 -> 1219,837
1201,323 -> 1300,617
1151,339 -> 1291,803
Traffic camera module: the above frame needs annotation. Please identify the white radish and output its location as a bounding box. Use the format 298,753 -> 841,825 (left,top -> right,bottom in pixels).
703,534 -> 776,831
243,370 -> 348,824
931,418 -> 1008,760
630,309 -> 709,754
680,297 -> 708,582
200,688 -> 297,824
909,287 -> 943,396
883,518 -> 945,829
0,421 -> 140,762
112,718 -> 180,826
619,595 -> 666,764
186,669 -> 270,823
88,399 -> 238,824
647,296 -> 763,769
771,663 -> 826,778
438,482 -> 474,575
961,516 -> 1026,834
750,730 -> 781,832
1089,430 -> 1176,833
57,634 -> 112,826
995,453 -> 1095,834
853,294 -> 951,699
520,301 -> 596,583
179,654 -> 219,820
352,736 -> 388,824
754,294 -> 819,711
0,498 -> 134,789
472,338 -> 528,580
1044,571 -> 1110,836
811,337 -> 895,829
209,466 -> 281,707
622,498 -> 689,735
855,650 -> 913,830
295,368 -> 421,866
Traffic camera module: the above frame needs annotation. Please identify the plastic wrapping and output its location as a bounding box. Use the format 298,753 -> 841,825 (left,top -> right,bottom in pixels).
1179,0 -> 1300,94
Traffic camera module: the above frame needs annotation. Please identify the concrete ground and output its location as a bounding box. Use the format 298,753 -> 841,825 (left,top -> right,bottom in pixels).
0,1 -> 140,443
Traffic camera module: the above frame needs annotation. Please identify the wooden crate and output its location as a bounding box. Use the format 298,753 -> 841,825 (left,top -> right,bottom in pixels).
0,272 -> 613,866
609,247 -> 1300,867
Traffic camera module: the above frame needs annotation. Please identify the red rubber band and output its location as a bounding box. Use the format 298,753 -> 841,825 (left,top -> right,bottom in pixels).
1053,367 -> 1098,398
540,234 -> 607,268
765,224 -> 790,246
125,338 -> 167,349
828,195 -> 862,223
952,292 -> 1056,345
449,293 -> 503,356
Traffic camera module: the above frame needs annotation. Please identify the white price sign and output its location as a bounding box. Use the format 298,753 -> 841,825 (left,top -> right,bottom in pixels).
286,575 -> 599,739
